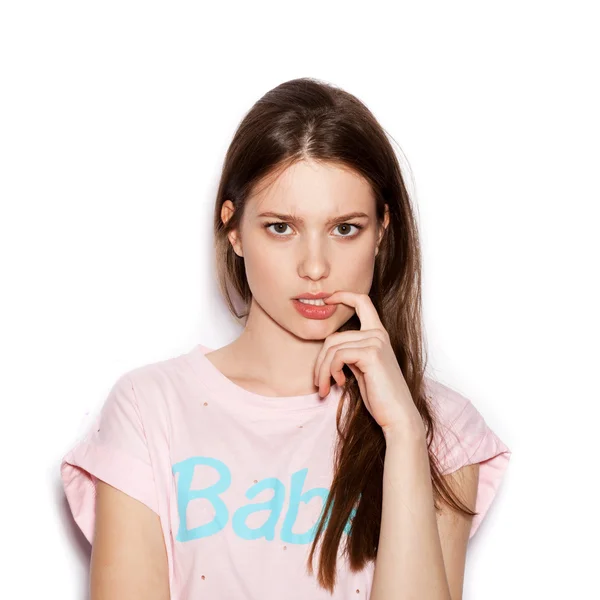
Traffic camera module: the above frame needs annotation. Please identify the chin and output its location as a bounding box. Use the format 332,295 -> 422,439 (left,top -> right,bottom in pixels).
295,315 -> 344,338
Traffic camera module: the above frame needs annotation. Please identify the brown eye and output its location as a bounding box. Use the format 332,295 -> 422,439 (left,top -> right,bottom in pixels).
264,222 -> 292,236
334,223 -> 363,237
264,221 -> 363,238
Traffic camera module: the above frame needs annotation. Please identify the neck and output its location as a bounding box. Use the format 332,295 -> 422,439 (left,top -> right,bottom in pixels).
230,299 -> 328,395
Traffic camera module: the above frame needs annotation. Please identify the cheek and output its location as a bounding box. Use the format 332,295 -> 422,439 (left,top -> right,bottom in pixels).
341,247 -> 377,292
243,237 -> 377,297
243,243 -> 286,296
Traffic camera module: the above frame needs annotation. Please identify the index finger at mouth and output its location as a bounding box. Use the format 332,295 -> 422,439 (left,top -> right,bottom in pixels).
326,291 -> 383,331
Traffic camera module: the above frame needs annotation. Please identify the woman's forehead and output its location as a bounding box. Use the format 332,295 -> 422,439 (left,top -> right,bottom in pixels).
247,161 -> 375,217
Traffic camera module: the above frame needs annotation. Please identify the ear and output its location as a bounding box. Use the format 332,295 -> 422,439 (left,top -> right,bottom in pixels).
375,204 -> 390,256
221,200 -> 243,258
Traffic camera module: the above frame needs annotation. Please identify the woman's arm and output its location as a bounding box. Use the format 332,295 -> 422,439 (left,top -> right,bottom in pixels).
370,423 -> 476,600
91,480 -> 170,600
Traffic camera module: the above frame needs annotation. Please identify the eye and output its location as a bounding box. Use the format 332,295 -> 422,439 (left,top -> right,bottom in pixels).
333,223 -> 363,237
263,222 -> 364,238
264,221 -> 293,236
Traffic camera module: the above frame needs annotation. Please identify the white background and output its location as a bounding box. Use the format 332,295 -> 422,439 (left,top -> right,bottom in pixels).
1,1 -> 598,598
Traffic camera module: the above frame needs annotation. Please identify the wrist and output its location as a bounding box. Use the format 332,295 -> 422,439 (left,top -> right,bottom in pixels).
382,415 -> 426,446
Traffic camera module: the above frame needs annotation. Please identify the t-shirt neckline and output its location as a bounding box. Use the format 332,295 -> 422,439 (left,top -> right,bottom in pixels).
187,343 -> 341,410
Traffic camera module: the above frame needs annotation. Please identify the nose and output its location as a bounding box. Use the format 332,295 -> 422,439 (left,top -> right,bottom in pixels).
297,237 -> 331,281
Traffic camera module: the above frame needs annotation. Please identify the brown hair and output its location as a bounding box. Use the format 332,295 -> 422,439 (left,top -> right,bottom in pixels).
212,77 -> 477,593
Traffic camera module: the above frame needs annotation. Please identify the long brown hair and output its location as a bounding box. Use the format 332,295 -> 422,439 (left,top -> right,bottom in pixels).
212,77 -> 477,593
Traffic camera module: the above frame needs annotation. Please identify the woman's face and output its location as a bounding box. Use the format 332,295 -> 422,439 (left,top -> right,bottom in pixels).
222,159 -> 389,339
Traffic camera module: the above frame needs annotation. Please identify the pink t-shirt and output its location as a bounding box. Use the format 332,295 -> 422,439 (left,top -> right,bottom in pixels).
60,342 -> 511,599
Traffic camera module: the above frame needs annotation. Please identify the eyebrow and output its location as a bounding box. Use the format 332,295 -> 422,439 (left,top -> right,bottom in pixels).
256,211 -> 370,225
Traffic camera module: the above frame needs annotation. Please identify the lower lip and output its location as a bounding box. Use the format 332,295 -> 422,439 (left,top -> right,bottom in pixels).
292,299 -> 337,320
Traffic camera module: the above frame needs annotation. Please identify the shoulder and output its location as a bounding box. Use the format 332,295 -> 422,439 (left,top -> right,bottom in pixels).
423,376 -> 472,423
125,346 -> 193,383
424,375 -> 512,540
112,346 -> 200,426
423,376 -> 492,473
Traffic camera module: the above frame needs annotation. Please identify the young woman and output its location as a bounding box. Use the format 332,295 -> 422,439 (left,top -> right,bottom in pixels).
60,77 -> 511,599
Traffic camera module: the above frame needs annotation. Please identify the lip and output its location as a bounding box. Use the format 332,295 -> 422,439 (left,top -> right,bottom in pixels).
293,292 -> 333,300
292,298 -> 337,320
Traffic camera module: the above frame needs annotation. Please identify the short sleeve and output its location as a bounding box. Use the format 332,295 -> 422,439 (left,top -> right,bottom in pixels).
60,374 -> 159,544
425,378 -> 512,540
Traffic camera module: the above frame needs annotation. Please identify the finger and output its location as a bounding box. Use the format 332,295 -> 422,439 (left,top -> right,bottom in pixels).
313,330 -> 373,386
329,354 -> 348,393
317,339 -> 371,395
324,292 -> 384,332
317,339 -> 374,397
